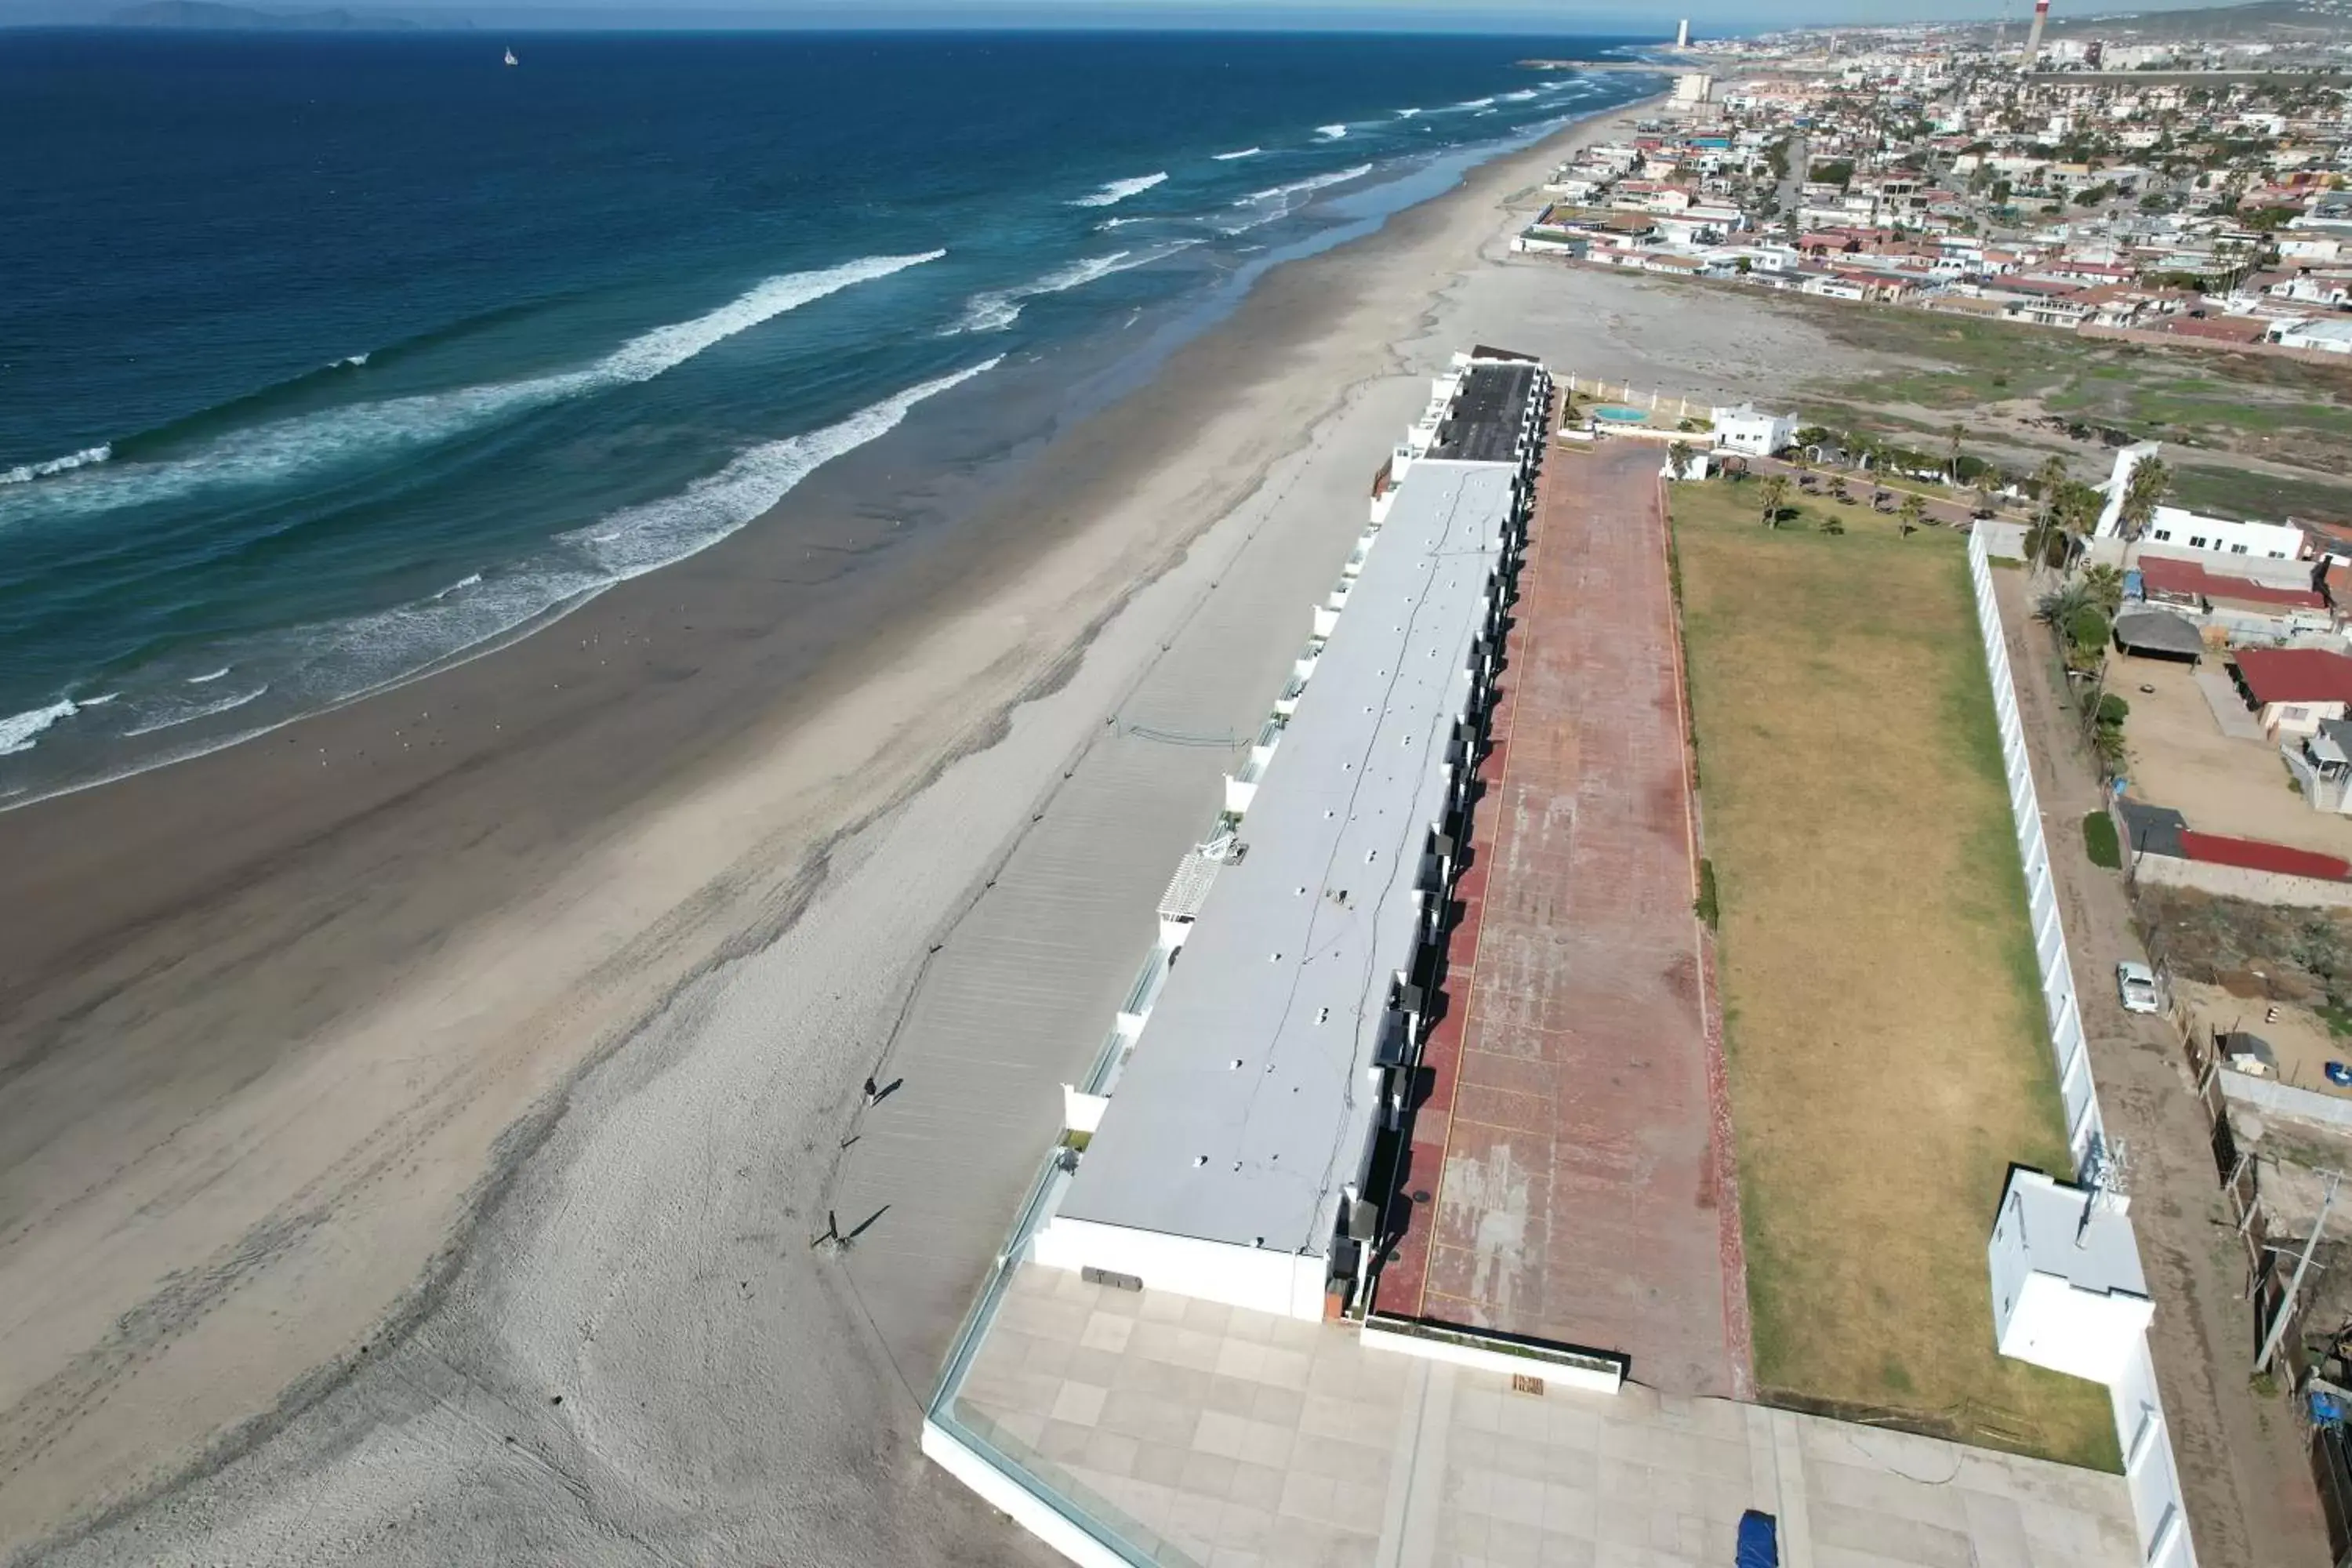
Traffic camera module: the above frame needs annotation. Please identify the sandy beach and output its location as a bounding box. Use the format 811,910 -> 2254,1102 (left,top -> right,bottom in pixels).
0,95 -> 1878,1566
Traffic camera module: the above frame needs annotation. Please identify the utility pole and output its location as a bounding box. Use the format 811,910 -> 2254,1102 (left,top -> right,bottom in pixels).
2256,1171 -> 2339,1375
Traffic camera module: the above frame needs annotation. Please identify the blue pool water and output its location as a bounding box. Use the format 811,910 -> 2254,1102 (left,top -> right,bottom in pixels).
1593,405 -> 1653,423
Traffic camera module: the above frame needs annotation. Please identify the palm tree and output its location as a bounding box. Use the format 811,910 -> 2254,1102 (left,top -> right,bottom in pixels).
1946,421 -> 1969,485
1666,441 -> 1697,481
2036,453 -> 2071,514
2023,510 -> 2068,572
1818,510 -> 1846,535
1758,474 -> 1791,528
2118,455 -> 2172,541
2036,579 -> 2095,627
1828,474 -> 1851,504
1897,492 -> 1927,535
2082,564 -> 2126,616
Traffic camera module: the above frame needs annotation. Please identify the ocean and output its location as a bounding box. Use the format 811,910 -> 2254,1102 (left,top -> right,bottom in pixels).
0,28 -> 1657,803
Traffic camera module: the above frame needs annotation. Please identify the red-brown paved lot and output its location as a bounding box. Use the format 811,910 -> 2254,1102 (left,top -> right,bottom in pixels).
1376,440 -> 1751,1399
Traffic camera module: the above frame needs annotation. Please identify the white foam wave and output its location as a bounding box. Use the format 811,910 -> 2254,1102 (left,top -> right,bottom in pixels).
1071,172 -> 1168,208
1501,89 -> 1539,102
947,249 -> 1170,335
1453,96 -> 1494,110
1235,164 -> 1374,208
122,684 -> 269,737
1315,124 -> 1348,140
0,361 -> 1004,809
1213,147 -> 1262,160
2,444 -> 111,486
187,666 -> 233,684
0,252 -> 946,522
564,358 -> 1001,581
1394,107 -> 1422,118
0,698 -> 79,757
337,352 -> 370,367
433,572 -> 484,599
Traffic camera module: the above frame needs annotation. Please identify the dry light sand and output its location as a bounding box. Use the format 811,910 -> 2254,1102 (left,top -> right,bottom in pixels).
0,105 -> 1878,1567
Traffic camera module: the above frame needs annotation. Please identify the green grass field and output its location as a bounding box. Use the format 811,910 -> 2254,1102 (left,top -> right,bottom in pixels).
1671,479 -> 2120,1471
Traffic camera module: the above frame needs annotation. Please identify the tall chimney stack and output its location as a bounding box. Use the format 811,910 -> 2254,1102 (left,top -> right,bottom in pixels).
2024,0 -> 2049,63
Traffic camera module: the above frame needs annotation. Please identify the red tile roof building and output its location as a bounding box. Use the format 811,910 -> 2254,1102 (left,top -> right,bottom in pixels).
2234,647 -> 2352,706
2138,556 -> 2325,612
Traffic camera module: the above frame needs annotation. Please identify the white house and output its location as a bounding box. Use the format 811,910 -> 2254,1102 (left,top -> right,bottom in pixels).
1710,404 -> 1798,456
2095,441 -> 2307,559
1987,1165 -> 2154,1386
2271,317 -> 2352,354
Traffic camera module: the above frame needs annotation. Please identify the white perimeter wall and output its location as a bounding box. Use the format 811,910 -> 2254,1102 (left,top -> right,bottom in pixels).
1030,1217 -> 1330,1322
1968,532 -> 2196,1568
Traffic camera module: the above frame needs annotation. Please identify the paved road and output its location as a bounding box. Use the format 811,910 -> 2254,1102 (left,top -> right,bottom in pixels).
1994,567 -> 2333,1568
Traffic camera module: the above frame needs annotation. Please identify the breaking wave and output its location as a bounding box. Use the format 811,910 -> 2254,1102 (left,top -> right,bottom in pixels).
1,444 -> 111,487
0,360 -> 1000,783
0,697 -> 83,757
1315,124 -> 1348,140
1071,172 -> 1168,207
0,251 -> 946,522
1213,147 -> 1262,160
945,249 -> 1186,335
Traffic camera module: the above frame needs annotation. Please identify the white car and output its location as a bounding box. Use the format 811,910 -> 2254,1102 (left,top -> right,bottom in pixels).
2117,960 -> 2161,1015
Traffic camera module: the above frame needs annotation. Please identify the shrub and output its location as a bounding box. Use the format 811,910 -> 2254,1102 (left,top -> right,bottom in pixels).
2096,693 -> 2130,728
2067,605 -> 2111,655
1696,858 -> 1720,929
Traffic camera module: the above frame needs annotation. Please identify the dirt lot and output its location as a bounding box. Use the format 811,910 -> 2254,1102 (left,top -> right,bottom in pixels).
2118,658 -> 2352,857
1671,480 -> 2118,1469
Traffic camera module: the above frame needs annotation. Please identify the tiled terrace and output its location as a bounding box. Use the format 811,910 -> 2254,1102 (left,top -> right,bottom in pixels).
946,1264 -> 2142,1568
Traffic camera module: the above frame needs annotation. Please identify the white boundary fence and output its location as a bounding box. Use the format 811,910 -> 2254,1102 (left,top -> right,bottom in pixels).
1967,531 -> 2197,1568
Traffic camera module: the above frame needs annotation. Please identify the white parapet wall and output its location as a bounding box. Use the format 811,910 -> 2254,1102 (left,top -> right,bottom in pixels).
1965,531 -> 2196,1568
1360,1316 -> 1626,1393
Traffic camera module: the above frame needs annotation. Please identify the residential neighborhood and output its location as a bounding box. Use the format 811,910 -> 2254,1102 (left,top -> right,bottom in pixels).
1520,13 -> 2352,353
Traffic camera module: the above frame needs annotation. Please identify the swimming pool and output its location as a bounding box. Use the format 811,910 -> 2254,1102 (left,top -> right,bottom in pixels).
1592,405 -> 1650,423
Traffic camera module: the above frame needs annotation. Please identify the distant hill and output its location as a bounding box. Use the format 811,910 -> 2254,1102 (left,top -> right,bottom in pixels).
2044,2 -> 2352,43
106,1 -> 459,27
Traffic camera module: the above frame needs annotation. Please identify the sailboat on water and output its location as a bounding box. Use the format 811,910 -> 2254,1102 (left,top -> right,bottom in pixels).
503,47 -> 519,67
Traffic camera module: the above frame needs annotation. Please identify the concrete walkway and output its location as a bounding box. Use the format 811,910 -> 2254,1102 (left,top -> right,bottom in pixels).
953,1263 -> 2141,1568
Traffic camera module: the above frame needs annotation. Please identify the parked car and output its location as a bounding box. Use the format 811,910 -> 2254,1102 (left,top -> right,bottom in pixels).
2118,960 -> 2161,1014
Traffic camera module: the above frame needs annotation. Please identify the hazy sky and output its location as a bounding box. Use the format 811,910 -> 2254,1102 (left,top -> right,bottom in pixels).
543,0 -> 2242,26
0,0 -> 2245,31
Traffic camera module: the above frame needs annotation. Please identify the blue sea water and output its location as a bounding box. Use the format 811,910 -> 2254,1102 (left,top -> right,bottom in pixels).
0,28 -> 1655,800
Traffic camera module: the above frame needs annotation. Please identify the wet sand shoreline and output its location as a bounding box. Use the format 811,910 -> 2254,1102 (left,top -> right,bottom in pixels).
0,100 -> 1661,1562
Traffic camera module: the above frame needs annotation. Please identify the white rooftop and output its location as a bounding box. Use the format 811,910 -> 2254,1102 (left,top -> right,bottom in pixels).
2001,1167 -> 2148,1301
1054,463 -> 1516,1258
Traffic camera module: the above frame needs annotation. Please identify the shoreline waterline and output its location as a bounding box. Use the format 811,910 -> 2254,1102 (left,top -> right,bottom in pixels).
0,93 -> 1664,1561
0,33 -> 1658,811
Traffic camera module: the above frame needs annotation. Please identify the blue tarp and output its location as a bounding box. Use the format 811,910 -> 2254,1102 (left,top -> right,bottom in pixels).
1737,1509 -> 1780,1567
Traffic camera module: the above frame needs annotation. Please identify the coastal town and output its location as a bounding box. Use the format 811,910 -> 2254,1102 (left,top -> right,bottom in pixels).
1521,9 -> 2352,354
20,10 -> 2352,1568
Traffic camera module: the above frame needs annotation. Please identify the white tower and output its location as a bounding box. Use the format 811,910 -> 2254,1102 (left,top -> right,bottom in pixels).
2024,0 -> 2050,62
1675,18 -> 1690,48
